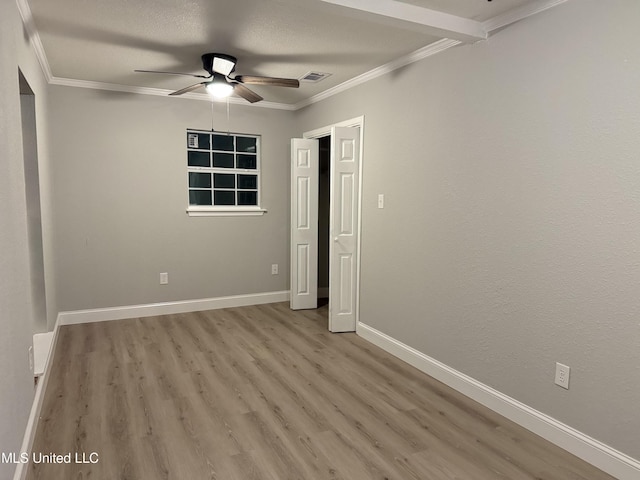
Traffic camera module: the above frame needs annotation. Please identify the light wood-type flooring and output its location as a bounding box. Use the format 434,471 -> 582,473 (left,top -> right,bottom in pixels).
27,302 -> 615,480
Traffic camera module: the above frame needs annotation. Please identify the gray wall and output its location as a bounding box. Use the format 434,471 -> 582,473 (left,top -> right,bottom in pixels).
6,0 -> 640,469
0,0 -> 54,476
295,0 -> 640,460
49,86 -> 294,312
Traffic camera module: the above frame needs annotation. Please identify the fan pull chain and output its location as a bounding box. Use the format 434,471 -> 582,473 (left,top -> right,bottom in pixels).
226,97 -> 231,134
211,98 -> 219,132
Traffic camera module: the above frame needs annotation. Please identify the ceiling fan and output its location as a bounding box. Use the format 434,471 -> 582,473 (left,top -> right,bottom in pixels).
135,53 -> 300,103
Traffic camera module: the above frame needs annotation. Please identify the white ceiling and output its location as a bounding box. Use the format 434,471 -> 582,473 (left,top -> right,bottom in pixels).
24,0 -> 564,109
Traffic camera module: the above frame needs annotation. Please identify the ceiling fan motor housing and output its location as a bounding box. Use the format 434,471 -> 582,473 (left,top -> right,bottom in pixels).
202,53 -> 237,76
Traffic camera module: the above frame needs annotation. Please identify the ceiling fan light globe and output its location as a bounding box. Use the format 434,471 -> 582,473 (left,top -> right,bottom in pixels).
206,81 -> 234,98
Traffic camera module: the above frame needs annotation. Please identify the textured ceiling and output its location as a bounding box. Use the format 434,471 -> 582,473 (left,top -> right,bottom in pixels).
26,0 -> 551,107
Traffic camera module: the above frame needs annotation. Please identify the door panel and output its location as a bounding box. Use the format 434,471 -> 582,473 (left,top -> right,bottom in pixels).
329,127 -> 360,332
296,244 -> 310,295
290,138 -> 319,310
296,177 -> 310,228
338,253 -> 353,314
339,173 -> 354,235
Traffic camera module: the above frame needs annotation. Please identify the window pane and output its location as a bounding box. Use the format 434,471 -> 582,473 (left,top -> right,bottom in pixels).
213,152 -> 234,168
237,136 -> 257,153
237,191 -> 257,206
189,190 -> 212,205
237,154 -> 257,169
187,132 -> 210,150
214,173 -> 235,189
212,134 -> 234,151
214,190 -> 235,205
188,151 -> 210,167
238,174 -> 257,190
186,130 -> 261,210
189,172 -> 211,188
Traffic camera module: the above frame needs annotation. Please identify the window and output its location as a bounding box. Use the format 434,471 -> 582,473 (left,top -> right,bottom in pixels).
186,129 -> 265,216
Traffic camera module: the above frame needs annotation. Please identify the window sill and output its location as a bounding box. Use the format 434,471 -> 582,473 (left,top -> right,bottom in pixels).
186,206 -> 267,217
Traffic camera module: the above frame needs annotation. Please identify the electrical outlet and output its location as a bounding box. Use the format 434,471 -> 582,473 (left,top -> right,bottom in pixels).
378,193 -> 385,209
160,272 -> 169,285
271,264 -> 279,275
555,362 -> 570,389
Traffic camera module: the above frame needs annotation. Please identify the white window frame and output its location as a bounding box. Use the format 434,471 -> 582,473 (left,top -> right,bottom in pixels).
186,129 -> 266,217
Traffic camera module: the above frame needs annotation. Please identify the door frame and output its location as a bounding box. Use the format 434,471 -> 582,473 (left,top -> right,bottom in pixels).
303,115 -> 364,330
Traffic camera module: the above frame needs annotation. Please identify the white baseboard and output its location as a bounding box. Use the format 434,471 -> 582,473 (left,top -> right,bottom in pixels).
14,290 -> 289,479
58,290 -> 290,325
32,332 -> 54,376
24,297 -> 637,479
13,319 -> 61,480
357,322 -> 640,480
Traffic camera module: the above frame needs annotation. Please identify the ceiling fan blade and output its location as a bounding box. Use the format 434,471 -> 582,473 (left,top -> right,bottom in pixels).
169,82 -> 206,96
233,83 -> 263,103
135,69 -> 211,79
234,75 -> 300,88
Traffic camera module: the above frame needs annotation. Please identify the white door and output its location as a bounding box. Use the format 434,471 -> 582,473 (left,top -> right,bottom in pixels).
329,127 -> 360,332
290,138 -> 319,310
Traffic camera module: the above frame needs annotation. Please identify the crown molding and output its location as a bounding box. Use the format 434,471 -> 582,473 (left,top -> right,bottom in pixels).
483,0 -> 569,33
15,0 -> 52,82
48,76 -> 297,110
17,0 -> 567,112
295,0 -> 569,110
294,38 -> 461,110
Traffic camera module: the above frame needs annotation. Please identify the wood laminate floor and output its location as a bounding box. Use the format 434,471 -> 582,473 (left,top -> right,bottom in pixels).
27,302 -> 615,480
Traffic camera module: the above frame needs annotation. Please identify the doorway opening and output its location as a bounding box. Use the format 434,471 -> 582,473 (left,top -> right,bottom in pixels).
291,116 -> 364,332
317,135 -> 330,307
19,70 -> 47,332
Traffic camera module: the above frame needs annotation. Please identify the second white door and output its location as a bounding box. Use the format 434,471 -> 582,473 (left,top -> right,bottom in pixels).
328,126 -> 360,332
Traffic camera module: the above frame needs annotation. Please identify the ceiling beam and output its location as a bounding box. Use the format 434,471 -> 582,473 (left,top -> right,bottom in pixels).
319,0 -> 487,43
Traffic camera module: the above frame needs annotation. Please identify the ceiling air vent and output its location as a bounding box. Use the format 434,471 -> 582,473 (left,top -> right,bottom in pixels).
300,71 -> 332,83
